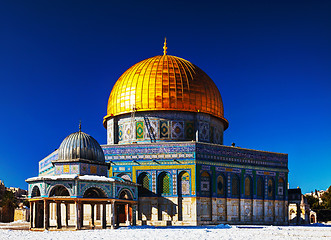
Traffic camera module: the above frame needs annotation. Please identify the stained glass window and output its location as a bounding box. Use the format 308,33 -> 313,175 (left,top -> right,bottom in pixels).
158,172 -> 171,195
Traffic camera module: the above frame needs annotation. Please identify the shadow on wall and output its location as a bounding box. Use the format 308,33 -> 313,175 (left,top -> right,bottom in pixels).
138,190 -> 177,225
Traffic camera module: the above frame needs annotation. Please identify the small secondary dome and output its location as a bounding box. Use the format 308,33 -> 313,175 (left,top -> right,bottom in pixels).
58,131 -> 105,162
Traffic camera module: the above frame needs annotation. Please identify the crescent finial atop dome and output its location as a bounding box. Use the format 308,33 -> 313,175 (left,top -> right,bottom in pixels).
163,37 -> 167,55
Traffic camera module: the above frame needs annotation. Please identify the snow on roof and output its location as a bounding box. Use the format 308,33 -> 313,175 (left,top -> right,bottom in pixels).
26,174 -> 115,182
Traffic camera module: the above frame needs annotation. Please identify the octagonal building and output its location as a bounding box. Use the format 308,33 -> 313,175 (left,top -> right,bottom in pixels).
101,41 -> 289,226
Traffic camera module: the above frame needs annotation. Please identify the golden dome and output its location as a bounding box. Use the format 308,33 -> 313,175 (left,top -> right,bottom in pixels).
104,54 -> 228,129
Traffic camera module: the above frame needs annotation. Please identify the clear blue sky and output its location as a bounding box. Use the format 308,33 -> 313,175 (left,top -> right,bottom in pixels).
0,0 -> 330,194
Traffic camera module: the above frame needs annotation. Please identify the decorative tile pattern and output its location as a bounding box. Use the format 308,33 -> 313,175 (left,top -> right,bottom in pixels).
201,171 -> 211,196
136,121 -> 144,139
122,122 -> 133,142
107,119 -> 114,144
144,119 -> 159,139
214,128 -> 221,144
118,125 -> 123,141
185,121 -> 194,140
172,172 -> 177,195
160,121 -> 169,138
210,126 -> 214,143
171,121 -> 184,139
180,171 -> 190,195
199,122 -> 210,142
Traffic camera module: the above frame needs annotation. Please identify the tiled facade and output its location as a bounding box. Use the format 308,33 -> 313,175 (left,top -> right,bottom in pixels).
107,112 -> 225,145
102,141 -> 288,226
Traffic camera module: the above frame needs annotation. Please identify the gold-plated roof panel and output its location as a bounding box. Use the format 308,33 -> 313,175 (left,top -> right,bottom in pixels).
105,55 -> 228,128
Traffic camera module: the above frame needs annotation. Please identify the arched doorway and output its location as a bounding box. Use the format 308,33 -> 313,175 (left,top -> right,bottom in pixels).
117,189 -> 134,225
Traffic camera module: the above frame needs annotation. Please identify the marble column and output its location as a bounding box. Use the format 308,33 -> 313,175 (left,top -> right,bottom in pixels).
125,204 -> 130,225
29,201 -> 33,229
110,201 -> 115,229
33,202 -> 37,228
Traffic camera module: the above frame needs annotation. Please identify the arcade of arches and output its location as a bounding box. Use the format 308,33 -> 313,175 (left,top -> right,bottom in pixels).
28,185 -> 137,230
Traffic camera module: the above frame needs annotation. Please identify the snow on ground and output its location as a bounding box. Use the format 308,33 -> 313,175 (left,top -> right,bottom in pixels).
0,223 -> 330,240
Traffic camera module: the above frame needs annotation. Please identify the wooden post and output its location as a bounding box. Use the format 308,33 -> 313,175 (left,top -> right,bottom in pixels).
56,201 -> 62,229
91,203 -> 95,229
102,203 -> 107,229
44,200 -> 49,230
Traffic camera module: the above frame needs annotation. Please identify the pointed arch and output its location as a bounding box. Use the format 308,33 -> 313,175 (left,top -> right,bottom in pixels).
200,171 -> 211,197
178,171 -> 190,196
244,176 -> 253,198
118,189 -> 134,200
217,174 -> 225,196
257,176 -> 264,199
268,178 -> 275,199
31,185 -> 41,197
49,185 -> 70,197
83,187 -> 107,198
231,174 -> 240,197
137,172 -> 151,196
278,177 -> 285,199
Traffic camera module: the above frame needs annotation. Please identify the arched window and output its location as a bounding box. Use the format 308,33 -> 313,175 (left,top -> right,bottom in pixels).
157,172 -> 171,195
244,176 -> 252,198
278,178 -> 285,198
31,186 -> 41,197
200,171 -> 211,197
137,172 -> 151,196
268,179 -> 275,199
231,174 -> 240,197
257,176 -> 264,198
49,185 -> 70,197
178,171 -> 190,196
217,174 -> 225,196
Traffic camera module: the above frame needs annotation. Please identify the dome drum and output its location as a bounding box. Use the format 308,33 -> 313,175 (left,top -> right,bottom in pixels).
106,111 -> 224,145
